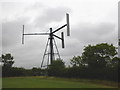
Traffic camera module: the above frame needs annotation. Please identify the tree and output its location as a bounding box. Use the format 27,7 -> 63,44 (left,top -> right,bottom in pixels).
32,67 -> 41,76
69,43 -> 119,81
82,43 -> 117,68
1,53 -> 14,77
48,59 -> 65,77
2,53 -> 14,68
70,56 -> 85,67
107,57 -> 120,68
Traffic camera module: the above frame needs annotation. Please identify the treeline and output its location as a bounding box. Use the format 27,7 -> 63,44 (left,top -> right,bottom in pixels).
48,62 -> 118,81
1,43 -> 120,82
2,67 -> 42,77
48,61 -> 119,82
2,63 -> 119,81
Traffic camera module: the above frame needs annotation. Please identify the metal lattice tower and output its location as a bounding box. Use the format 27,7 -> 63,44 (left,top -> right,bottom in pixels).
40,36 -> 61,69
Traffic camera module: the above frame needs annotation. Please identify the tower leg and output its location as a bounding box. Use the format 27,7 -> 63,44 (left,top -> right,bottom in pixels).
41,38 -> 49,68
49,28 -> 54,64
53,38 -> 61,60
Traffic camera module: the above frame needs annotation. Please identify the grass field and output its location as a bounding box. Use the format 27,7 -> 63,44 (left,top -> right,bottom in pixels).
2,76 -> 118,88
0,78 -> 2,89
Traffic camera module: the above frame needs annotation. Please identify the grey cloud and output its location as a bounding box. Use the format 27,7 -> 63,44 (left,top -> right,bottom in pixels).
60,38 -> 83,56
72,22 -> 117,44
2,21 -> 21,48
92,23 -> 115,35
25,2 -> 44,10
34,7 -> 71,28
2,16 -> 33,49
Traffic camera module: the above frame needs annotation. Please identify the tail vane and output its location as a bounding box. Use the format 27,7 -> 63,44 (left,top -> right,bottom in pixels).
66,13 -> 70,36
61,32 -> 64,48
22,25 -> 24,44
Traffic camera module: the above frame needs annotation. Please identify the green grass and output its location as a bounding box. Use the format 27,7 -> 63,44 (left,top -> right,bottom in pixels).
2,76 -> 118,88
0,78 -> 2,89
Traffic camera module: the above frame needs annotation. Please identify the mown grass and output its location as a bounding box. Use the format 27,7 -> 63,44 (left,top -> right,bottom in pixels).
2,76 -> 118,88
0,78 -> 2,89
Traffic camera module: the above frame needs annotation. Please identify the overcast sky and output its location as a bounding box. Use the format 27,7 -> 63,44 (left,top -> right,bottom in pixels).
1,0 -> 119,69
